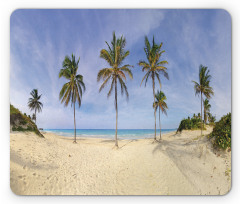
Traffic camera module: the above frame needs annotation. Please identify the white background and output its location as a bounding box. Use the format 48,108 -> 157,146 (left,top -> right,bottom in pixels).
0,0 -> 238,203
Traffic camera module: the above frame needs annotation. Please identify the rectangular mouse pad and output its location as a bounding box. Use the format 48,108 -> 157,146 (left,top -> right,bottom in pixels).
10,9 -> 231,195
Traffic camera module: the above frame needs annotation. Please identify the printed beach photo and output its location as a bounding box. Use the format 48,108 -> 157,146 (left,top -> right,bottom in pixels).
10,9 -> 231,195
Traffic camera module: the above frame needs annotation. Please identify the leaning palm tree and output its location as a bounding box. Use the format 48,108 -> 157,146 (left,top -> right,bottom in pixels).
59,54 -> 85,143
192,65 -> 214,136
28,89 -> 43,125
97,32 -> 133,147
203,98 -> 211,124
153,90 -> 168,140
139,36 -> 169,141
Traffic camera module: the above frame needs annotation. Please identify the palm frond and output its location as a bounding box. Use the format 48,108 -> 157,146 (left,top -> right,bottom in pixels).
120,65 -> 133,79
117,70 -> 126,81
155,72 -> 162,89
118,76 -> 129,100
140,71 -> 151,87
99,75 -> 111,92
107,78 -> 115,98
97,68 -> 113,82
98,32 -> 133,102
100,49 -> 114,66
157,60 -> 168,66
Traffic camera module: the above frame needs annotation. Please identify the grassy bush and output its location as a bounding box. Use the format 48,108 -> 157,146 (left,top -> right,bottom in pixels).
10,104 -> 21,115
10,104 -> 44,137
20,120 -> 27,125
177,116 -> 202,132
12,125 -> 34,132
209,113 -> 231,150
209,122 -> 215,126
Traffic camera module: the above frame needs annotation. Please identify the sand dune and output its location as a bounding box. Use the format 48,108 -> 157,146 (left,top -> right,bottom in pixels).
10,128 -> 231,195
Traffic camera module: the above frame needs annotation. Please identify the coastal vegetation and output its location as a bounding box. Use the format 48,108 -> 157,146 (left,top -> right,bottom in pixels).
208,113 -> 216,126
59,54 -> 85,143
177,115 -> 202,133
138,36 -> 169,141
97,32 -> 133,147
176,111 -> 217,133
192,65 -> 214,137
153,90 -> 168,140
10,104 -> 43,137
209,113 -> 231,150
28,89 -> 43,124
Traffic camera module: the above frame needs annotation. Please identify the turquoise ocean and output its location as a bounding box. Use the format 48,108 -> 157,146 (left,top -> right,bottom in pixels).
44,129 -> 176,140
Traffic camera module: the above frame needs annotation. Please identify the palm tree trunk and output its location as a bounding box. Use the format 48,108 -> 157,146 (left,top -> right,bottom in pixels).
204,110 -> 206,124
35,109 -> 37,125
73,101 -> 77,143
152,74 -> 156,141
115,79 -> 118,147
201,92 -> 203,137
203,100 -> 206,124
159,108 -> 162,140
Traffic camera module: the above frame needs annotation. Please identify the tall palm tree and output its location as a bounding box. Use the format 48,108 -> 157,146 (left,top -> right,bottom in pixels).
153,90 -> 168,140
59,54 -> 85,143
192,65 -> 214,136
139,36 -> 169,141
203,98 -> 211,124
97,32 -> 133,147
28,89 -> 43,125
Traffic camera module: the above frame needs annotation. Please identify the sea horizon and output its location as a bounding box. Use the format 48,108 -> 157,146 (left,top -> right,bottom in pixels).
44,128 -> 177,140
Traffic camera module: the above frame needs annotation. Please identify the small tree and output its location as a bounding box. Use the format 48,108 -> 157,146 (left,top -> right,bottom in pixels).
32,113 -> 36,122
153,90 -> 168,140
192,65 -> 214,137
28,89 -> 43,125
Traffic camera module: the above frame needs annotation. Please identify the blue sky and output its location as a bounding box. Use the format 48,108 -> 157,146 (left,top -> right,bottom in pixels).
10,9 -> 231,129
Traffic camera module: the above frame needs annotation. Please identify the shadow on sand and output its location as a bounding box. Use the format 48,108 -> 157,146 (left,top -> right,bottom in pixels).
151,134 -> 214,194
100,139 -> 139,149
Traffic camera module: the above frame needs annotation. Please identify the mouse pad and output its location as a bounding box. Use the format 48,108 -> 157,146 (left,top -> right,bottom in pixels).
10,9 -> 231,195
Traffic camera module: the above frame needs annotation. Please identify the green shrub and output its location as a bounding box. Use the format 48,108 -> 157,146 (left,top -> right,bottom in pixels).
27,126 -> 33,131
10,104 -> 44,138
20,120 -> 27,125
12,126 -> 25,131
209,122 -> 215,127
209,113 -> 231,150
10,104 -> 21,115
177,115 -> 202,132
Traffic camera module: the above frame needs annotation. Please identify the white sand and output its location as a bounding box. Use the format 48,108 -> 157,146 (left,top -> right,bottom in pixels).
10,127 -> 231,195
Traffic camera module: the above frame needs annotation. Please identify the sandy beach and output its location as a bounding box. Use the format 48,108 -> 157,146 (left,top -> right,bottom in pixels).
10,127 -> 231,195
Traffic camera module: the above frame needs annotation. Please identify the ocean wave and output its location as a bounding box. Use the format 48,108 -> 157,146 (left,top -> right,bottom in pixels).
44,129 -> 176,139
